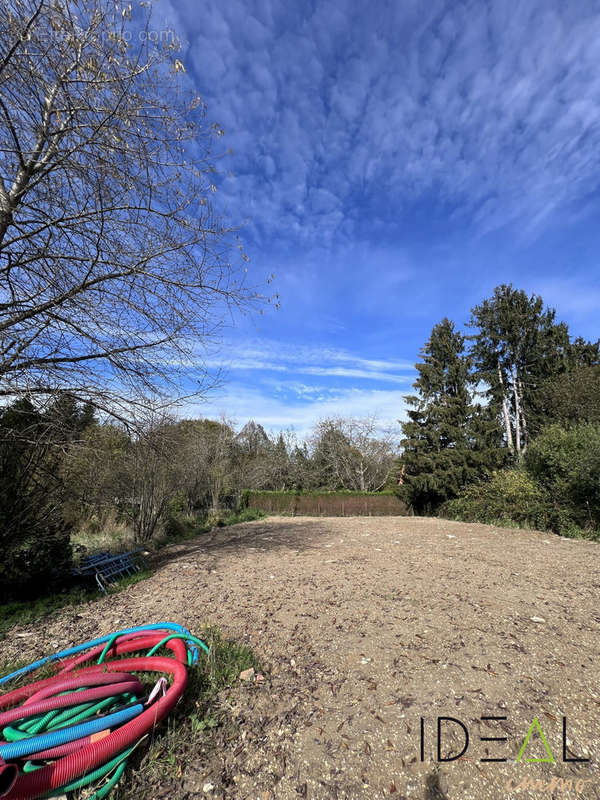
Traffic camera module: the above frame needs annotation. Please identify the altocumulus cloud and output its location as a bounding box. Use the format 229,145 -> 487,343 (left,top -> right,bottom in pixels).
157,0 -> 600,245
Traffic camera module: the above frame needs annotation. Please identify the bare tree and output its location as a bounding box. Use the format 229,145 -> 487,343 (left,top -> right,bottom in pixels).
0,0 -> 262,418
235,421 -> 298,490
128,414 -> 184,542
310,416 -> 398,491
61,420 -> 130,524
177,416 -> 239,512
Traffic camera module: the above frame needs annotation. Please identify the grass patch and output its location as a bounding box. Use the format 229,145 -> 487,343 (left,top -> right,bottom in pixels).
155,507 -> 266,547
0,586 -> 95,640
218,507 -> 265,527
0,656 -> 61,688
0,568 -> 153,641
114,627 -> 259,798
555,524 -> 600,542
71,510 -> 137,555
440,512 -> 600,541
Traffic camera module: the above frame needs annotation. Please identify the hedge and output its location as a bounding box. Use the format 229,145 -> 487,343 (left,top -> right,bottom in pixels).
242,490 -> 407,516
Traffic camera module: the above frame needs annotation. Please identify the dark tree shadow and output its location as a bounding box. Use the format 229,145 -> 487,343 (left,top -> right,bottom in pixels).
148,517 -> 335,573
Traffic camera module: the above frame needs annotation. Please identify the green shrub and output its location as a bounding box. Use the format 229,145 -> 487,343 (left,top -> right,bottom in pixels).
204,509 -> 227,528
221,507 -> 265,525
442,469 -> 550,530
525,423 -> 600,533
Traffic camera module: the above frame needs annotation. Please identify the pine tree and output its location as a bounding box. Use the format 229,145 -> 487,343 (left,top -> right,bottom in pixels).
400,318 -> 503,513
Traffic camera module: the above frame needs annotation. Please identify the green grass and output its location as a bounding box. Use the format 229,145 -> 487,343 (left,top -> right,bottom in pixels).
0,569 -> 152,641
441,512 -> 600,541
216,507 -> 265,526
244,488 -> 401,497
157,507 -> 265,545
0,655 -> 60,689
556,524 -> 600,542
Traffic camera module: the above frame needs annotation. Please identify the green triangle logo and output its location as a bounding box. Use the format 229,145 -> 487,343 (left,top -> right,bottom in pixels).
517,717 -> 555,763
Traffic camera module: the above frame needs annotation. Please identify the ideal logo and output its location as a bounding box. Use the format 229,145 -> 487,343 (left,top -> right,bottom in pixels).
420,716 -> 590,763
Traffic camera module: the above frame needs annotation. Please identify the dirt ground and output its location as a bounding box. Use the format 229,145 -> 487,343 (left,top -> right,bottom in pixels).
2,516 -> 600,800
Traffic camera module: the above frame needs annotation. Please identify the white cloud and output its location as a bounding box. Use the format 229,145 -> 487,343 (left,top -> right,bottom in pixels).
200,338 -> 416,383
175,335 -> 415,437
180,382 -> 409,440
533,277 -> 600,320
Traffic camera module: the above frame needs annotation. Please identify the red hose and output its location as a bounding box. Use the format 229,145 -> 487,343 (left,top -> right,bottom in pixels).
57,632 -> 188,673
23,672 -> 140,706
0,681 -> 142,728
2,637 -> 189,799
27,730 -> 110,761
0,633 -> 186,712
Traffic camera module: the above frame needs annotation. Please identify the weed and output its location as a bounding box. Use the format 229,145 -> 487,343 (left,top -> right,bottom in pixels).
71,510 -> 137,555
221,507 -> 265,526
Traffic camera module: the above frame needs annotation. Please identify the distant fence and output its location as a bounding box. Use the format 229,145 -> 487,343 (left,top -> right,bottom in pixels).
244,491 -> 407,517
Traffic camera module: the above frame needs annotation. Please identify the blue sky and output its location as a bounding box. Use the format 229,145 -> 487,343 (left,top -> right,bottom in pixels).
156,0 -> 600,437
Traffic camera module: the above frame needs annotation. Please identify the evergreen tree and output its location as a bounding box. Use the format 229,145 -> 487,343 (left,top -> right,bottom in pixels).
46,393 -> 97,444
537,365 -> 600,427
568,336 -> 600,369
400,318 -> 503,513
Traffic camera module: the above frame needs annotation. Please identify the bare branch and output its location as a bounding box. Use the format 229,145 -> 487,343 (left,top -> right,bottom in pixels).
0,0 -> 263,420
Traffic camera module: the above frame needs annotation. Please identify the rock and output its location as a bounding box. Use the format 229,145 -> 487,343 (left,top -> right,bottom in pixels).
530,616 -> 546,623
256,673 -> 265,682
239,667 -> 255,681
202,782 -> 214,793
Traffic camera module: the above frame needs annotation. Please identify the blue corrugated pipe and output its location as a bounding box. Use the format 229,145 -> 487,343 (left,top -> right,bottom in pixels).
0,705 -> 142,760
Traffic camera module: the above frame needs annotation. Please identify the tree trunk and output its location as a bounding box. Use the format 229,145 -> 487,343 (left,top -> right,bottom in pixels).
512,366 -> 521,456
497,357 -> 514,453
517,376 -> 528,453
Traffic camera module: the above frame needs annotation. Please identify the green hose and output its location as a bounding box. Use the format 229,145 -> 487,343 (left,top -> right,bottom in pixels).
145,633 -> 211,659
44,745 -> 136,797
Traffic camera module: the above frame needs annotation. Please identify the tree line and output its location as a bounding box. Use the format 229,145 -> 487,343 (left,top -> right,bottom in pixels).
2,283 -> 598,597
399,284 -> 600,536
0,404 -> 398,595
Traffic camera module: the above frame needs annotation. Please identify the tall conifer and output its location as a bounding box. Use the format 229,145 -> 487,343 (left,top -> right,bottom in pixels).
400,318 -> 502,512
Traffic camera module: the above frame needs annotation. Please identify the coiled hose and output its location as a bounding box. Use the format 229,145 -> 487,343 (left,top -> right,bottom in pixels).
0,623 -> 209,799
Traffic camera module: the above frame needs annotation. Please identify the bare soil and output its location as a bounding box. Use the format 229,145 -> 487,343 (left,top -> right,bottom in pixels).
2,516 -> 600,800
